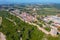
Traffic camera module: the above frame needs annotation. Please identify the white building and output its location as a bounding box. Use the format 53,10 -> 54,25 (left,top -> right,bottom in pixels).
10,9 -> 20,16
0,32 -> 6,40
50,27 -> 58,36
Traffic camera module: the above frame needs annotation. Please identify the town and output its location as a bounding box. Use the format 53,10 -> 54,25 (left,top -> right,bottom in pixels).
0,3 -> 60,40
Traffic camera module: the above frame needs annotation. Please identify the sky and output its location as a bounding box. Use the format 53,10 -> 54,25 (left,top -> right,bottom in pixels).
0,0 -> 60,4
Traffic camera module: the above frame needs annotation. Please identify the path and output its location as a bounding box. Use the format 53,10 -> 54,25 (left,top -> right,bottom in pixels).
6,17 -> 17,25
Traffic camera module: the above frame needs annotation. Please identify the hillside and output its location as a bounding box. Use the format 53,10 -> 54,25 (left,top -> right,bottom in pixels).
0,11 -> 60,40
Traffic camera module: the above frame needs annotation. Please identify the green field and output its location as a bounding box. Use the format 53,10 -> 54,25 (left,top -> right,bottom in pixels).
36,7 -> 60,15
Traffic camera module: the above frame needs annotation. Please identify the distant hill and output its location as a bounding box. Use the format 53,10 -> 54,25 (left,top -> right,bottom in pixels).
52,4 -> 60,9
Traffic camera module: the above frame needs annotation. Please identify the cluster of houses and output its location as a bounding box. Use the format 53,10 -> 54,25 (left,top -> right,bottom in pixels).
43,16 -> 60,27
20,12 -> 37,22
9,9 -> 20,16
43,15 -> 60,36
9,9 -> 37,22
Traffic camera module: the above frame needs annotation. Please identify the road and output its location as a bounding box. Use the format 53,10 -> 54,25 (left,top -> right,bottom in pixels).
27,22 -> 50,34
6,17 -> 17,26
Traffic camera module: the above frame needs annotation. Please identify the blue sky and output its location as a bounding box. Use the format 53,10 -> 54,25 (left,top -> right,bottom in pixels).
0,0 -> 60,4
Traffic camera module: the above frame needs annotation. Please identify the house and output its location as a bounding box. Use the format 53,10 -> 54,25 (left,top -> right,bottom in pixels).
10,9 -> 20,16
50,28 -> 58,36
0,32 -> 6,40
